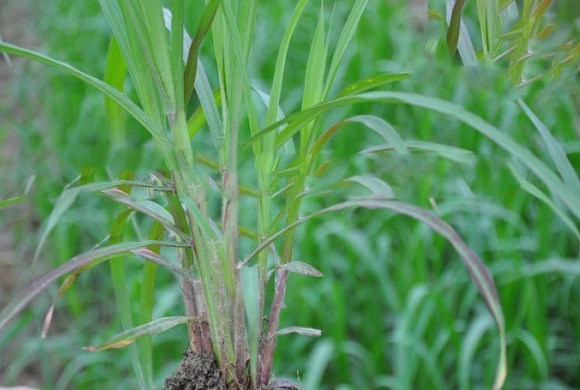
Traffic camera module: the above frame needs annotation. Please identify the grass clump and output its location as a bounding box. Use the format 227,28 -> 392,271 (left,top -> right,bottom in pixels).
0,1 -> 578,389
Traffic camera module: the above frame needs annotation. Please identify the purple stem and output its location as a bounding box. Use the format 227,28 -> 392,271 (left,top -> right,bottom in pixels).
258,268 -> 289,387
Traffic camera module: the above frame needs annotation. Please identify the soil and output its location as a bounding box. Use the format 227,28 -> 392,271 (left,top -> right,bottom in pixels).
164,350 -> 303,390
164,351 -> 228,390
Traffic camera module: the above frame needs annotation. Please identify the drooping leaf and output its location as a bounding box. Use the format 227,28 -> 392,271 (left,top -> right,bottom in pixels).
518,99 -> 580,197
247,91 -> 580,224
362,140 -> 476,165
34,179 -> 168,262
310,115 -> 408,157
344,175 -> 394,198
241,197 -> 506,389
0,240 -> 189,334
102,188 -> 187,240
509,164 -> 580,241
0,41 -> 165,146
84,316 -> 191,352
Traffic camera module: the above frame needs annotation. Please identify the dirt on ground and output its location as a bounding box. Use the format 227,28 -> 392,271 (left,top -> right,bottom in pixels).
165,350 -> 228,390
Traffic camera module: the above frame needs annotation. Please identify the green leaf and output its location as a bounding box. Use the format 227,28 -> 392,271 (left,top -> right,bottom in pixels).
310,115 -> 408,157
242,266 -> 260,388
446,0 -> 466,54
0,41 -> 165,147
324,0 -> 369,97
302,4 -> 327,111
275,326 -> 322,338
183,0 -> 222,105
362,140 -> 476,165
279,261 -> 324,278
0,196 -> 26,209
0,240 -> 188,334
102,188 -> 187,241
446,0 -> 478,65
518,99 -> 580,197
34,179 -> 170,263
344,175 -> 394,198
337,72 -> 410,97
249,91 -> 580,224
509,164 -> 580,241
242,197 -> 506,389
104,37 -> 128,144
84,316 -> 191,352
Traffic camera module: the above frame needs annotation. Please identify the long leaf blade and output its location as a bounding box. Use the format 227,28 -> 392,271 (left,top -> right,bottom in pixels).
0,240 -> 188,334
84,316 -> 191,352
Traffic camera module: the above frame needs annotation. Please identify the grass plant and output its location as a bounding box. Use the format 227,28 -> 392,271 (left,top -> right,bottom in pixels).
0,1 -> 578,389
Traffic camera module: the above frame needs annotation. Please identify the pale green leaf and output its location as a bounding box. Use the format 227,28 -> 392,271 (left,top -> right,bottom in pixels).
280,261 -> 323,278
84,316 -> 191,352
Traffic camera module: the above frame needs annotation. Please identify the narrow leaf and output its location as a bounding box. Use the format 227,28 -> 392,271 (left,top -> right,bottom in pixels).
0,196 -> 26,209
104,37 -> 128,144
509,164 -> 580,241
275,326 -> 322,338
362,140 -> 476,165
183,0 -> 222,104
310,115 -> 408,157
344,175 -> 394,198
84,316 -> 191,352
446,0 -> 467,54
0,240 -> 188,333
242,266 -> 260,387
0,41 -> 165,145
102,188 -> 186,240
240,197 -> 506,389
337,72 -> 410,97
280,261 -> 323,278
518,99 -> 580,196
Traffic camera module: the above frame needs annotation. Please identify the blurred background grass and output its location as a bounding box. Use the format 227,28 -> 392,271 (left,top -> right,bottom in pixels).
1,0 -> 579,389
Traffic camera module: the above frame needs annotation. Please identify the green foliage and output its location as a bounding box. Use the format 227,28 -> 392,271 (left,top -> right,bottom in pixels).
442,0 -> 580,85
0,1 -> 578,389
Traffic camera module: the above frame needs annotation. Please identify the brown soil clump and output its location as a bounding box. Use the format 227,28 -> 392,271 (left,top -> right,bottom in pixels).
165,350 -> 227,390
164,350 -> 303,390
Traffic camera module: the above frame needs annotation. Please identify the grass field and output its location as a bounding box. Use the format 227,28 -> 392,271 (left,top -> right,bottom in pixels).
1,1 -> 579,389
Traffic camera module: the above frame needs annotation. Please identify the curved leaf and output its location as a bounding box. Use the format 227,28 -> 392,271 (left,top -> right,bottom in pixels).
310,115 -> 408,156
362,140 -> 476,165
0,41 -> 165,146
34,180 -> 171,262
337,72 -> 410,97
102,188 -> 187,241
0,240 -> 189,334
84,316 -> 191,352
344,175 -> 394,198
240,197 -> 506,389
248,91 -> 580,223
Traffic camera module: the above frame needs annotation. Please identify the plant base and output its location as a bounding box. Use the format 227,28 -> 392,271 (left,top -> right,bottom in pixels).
164,350 -> 227,390
164,350 -> 303,390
